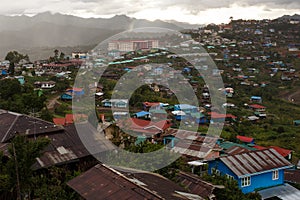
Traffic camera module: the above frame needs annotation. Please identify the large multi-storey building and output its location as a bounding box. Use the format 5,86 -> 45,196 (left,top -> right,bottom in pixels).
108,40 -> 159,52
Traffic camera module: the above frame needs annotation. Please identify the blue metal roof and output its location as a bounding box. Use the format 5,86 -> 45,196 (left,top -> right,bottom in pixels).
135,111 -> 150,118
251,96 -> 262,100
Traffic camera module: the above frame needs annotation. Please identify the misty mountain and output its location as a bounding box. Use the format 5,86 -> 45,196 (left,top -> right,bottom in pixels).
0,12 -> 201,60
165,20 -> 203,29
277,14 -> 300,20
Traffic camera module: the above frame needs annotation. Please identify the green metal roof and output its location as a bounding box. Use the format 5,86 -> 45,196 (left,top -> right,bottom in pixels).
219,141 -> 257,151
294,120 -> 300,125
135,136 -> 147,145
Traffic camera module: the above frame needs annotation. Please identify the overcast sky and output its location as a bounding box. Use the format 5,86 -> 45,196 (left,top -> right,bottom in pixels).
1,0 -> 300,24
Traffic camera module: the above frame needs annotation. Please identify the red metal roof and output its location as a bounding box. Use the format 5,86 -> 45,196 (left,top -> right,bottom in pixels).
208,112 -> 237,119
143,102 -> 161,107
65,114 -> 74,124
236,135 -> 254,143
249,104 -> 266,109
226,114 -> 237,119
117,118 -> 171,136
66,87 -> 84,92
253,145 -> 268,150
53,118 -> 66,126
270,146 -> 292,157
66,114 -> 88,124
220,149 -> 292,177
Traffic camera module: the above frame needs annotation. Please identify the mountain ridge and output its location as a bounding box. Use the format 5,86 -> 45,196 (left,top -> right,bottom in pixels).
0,12 -> 203,60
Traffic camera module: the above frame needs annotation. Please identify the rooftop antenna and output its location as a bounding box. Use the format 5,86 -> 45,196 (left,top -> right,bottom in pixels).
28,108 -> 42,140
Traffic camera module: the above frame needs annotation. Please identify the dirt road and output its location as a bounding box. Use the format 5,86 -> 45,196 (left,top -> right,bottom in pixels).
46,95 -> 61,110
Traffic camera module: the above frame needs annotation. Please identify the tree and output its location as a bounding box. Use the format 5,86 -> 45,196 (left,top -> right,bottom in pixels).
32,166 -> 80,200
40,108 -> 53,122
8,62 -> 15,75
203,173 -> 261,200
0,79 -> 47,114
1,135 -> 50,198
5,51 -> 29,75
54,49 -> 59,61
0,79 -> 21,100
59,52 -> 65,61
277,126 -> 285,133
55,103 -> 69,116
5,51 -> 29,64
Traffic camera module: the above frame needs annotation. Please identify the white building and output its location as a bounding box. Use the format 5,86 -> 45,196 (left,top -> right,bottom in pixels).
108,40 -> 159,52
72,52 -> 87,59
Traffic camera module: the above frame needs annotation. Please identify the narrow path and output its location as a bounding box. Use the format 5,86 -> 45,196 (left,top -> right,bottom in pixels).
46,95 -> 61,110
278,87 -> 300,104
286,89 -> 300,104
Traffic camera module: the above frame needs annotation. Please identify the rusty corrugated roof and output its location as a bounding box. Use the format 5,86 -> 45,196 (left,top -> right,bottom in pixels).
220,148 -> 292,177
224,146 -> 251,155
285,170 -> 300,184
0,110 -> 92,168
67,164 -> 191,200
164,129 -> 219,159
175,171 -> 217,199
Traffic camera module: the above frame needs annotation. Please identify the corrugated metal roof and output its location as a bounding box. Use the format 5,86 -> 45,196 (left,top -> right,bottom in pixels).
174,171 -> 217,200
219,141 -> 257,151
0,112 -> 63,143
225,146 -> 251,155
164,129 -> 220,159
220,148 -> 292,177
258,183 -> 300,200
285,170 -> 300,184
67,164 -> 190,200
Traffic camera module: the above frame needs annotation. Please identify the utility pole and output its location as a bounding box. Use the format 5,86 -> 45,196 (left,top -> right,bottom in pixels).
12,143 -> 22,200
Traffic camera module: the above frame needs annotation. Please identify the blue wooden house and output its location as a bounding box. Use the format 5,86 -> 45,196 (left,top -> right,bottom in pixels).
208,149 -> 293,194
1,69 -> 7,76
250,96 -> 262,103
66,88 -> 85,97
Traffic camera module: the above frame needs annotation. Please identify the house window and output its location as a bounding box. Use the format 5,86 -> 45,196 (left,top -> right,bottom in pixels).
211,168 -> 216,174
272,170 -> 279,180
226,174 -> 234,180
241,176 -> 251,187
211,168 -> 220,175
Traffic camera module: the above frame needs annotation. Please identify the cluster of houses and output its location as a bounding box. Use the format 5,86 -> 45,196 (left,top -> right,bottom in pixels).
190,17 -> 300,91
0,16 -> 299,199
1,107 -> 300,199
101,104 -> 299,198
